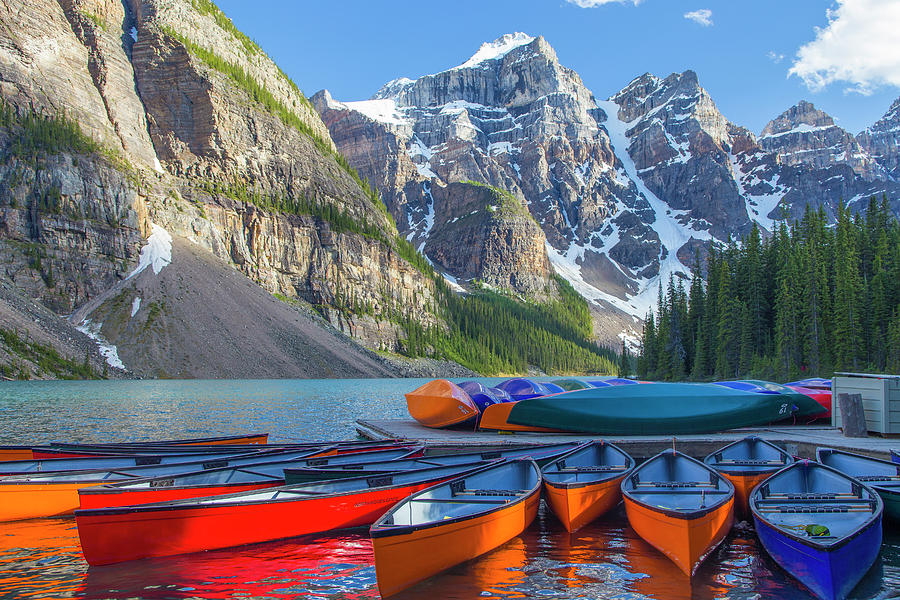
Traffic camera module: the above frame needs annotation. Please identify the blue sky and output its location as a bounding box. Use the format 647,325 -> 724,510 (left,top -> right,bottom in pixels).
215,0 -> 900,135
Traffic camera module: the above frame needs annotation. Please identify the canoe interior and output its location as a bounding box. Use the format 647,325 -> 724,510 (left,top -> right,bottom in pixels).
704,437 -> 794,474
816,448 -> 900,489
622,451 -> 733,513
542,442 -> 634,486
752,462 -> 881,549
85,447 -> 422,490
377,460 -> 540,527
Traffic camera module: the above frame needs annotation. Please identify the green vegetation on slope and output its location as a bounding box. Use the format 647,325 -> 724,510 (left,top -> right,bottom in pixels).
0,328 -> 101,380
399,275 -> 618,375
639,198 -> 900,381
0,100 -> 102,161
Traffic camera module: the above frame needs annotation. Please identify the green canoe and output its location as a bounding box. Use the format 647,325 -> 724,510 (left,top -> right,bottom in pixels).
506,383 -> 795,435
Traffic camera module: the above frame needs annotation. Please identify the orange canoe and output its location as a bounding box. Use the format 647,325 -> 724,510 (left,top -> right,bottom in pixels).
622,450 -> 734,576
542,440 -> 635,532
478,401 -> 564,433
405,379 -> 479,428
703,436 -> 794,518
370,459 -> 541,598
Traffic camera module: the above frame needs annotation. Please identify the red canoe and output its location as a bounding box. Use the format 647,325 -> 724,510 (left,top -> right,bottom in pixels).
76,461 -> 490,565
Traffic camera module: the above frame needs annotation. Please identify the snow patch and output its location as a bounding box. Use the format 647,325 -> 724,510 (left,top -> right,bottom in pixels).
344,99 -> 408,127
456,33 -> 535,70
153,156 -> 164,174
130,26 -> 138,42
130,297 -> 141,318
759,123 -> 833,139
127,224 -> 172,280
76,320 -> 125,370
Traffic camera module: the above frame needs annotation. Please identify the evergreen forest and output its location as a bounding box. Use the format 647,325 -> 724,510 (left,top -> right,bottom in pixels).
638,198 -> 900,381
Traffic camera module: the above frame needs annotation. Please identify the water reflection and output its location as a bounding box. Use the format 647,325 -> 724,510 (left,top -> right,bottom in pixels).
2,508 -> 900,599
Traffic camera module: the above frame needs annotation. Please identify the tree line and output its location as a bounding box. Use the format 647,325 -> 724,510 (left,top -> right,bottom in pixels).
638,198 -> 900,381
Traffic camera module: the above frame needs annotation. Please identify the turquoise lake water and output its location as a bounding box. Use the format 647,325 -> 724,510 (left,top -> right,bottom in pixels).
0,378 -> 898,599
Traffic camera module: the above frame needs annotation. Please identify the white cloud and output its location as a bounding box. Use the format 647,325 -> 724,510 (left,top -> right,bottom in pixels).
684,9 -> 713,26
767,51 -> 785,64
790,0 -> 900,95
566,0 -> 641,6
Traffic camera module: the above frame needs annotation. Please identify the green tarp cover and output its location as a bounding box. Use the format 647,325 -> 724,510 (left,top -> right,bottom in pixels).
506,383 -> 795,435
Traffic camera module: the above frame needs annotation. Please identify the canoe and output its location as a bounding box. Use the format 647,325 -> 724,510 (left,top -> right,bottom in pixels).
78,445 -> 425,509
478,401 -> 566,432
370,458 -> 541,597
457,381 -> 512,413
494,378 -> 563,400
405,379 -> 479,428
283,441 -> 588,484
541,440 -> 635,532
588,378 -> 638,386
786,385 -> 832,420
75,461 -> 490,565
621,449 -> 734,576
786,377 -> 832,390
703,436 -> 794,518
0,433 -> 270,462
740,380 -> 827,419
507,383 -> 795,435
751,460 -> 882,600
0,445 -> 409,521
816,447 -> 900,522
550,378 -> 594,391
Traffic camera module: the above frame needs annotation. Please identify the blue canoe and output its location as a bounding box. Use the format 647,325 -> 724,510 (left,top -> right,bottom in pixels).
495,378 -> 564,400
750,460 -> 882,600
457,381 -> 512,412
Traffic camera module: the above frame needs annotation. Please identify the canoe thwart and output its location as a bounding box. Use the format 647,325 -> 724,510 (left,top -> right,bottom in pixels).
557,465 -> 628,473
452,488 -> 527,497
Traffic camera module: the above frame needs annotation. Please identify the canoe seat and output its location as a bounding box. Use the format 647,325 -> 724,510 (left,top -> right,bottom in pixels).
856,475 -> 900,482
558,466 -> 628,473
759,505 -> 872,514
636,482 -> 716,488
634,489 -> 731,495
453,489 -> 526,497
716,459 -> 786,466
761,493 -> 862,501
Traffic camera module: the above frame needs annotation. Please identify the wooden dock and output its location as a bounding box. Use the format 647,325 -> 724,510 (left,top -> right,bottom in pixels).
356,419 -> 898,461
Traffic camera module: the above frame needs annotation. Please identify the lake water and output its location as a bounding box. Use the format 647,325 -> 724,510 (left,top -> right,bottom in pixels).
1,378 -> 899,600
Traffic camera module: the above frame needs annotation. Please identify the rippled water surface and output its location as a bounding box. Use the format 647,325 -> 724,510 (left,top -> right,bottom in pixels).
1,379 -> 899,600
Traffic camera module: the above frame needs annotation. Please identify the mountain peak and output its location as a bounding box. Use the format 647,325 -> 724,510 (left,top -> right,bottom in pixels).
761,100 -> 836,138
455,32 -> 536,70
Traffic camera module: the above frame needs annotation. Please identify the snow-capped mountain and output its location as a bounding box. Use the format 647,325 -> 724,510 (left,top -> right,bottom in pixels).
312,33 -> 900,345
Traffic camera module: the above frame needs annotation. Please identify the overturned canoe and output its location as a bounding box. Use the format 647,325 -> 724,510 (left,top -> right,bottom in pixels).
622,449 -> 734,576
495,378 -> 563,400
370,459 -> 541,598
751,460 -> 882,600
283,441 -> 587,484
739,380 -> 827,419
507,383 -> 795,435
78,446 -> 424,509
817,447 -> 900,522
76,461 -> 489,566
704,436 -> 794,518
457,381 -> 512,412
787,385 -> 832,420
406,379 -> 479,428
542,440 -> 634,532
478,401 -> 565,433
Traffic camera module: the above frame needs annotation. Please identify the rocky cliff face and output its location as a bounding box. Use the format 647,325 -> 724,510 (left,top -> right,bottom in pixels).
0,0 -> 444,376
858,97 -> 900,180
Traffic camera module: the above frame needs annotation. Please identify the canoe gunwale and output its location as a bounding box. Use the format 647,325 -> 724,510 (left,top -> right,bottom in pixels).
749,462 -> 884,552
542,473 -> 631,492
370,459 -> 541,540
74,463 -> 491,518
